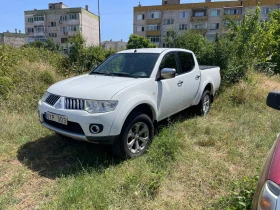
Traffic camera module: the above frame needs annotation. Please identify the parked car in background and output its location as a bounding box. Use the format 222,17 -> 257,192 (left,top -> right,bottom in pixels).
252,91 -> 280,209
38,48 -> 221,158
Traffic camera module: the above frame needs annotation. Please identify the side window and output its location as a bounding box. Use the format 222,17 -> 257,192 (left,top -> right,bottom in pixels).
159,53 -> 177,71
178,52 -> 195,74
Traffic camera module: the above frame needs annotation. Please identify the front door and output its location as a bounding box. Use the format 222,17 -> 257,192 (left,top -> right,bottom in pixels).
157,52 -> 186,120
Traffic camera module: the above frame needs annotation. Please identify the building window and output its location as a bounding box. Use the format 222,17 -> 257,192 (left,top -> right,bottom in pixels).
179,24 -> 188,30
179,11 -> 189,18
164,1 -> 167,4
49,33 -> 57,37
136,26 -> 144,32
224,8 -> 242,15
35,36 -> 46,42
148,36 -> 160,43
67,25 -> 80,32
69,13 -> 78,20
27,28 -> 34,33
192,23 -> 206,29
27,17 -> 33,23
34,16 -> 44,21
60,27 -> 67,33
209,23 -> 219,30
50,22 -> 56,27
210,10 -> 220,17
35,26 -> 45,32
262,7 -> 271,15
163,19 -> 174,25
194,11 -> 205,17
61,38 -> 68,43
60,15 -> 67,21
148,11 -> 160,19
137,14 -> 145,20
147,24 -> 160,31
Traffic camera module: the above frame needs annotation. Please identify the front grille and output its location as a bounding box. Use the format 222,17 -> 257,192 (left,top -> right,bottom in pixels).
43,115 -> 85,135
45,94 -> 60,106
65,98 -> 85,110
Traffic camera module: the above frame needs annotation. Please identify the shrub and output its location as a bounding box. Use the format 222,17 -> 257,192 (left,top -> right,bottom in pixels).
0,76 -> 13,98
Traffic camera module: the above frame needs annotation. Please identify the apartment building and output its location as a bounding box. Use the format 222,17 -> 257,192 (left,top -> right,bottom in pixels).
0,30 -> 25,47
134,0 -> 280,47
24,2 -> 99,49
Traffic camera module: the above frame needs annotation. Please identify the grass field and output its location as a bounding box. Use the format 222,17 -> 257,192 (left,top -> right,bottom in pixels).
1,70 -> 280,209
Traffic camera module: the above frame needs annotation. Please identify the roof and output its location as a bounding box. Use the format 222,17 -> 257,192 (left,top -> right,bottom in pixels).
118,48 -> 193,54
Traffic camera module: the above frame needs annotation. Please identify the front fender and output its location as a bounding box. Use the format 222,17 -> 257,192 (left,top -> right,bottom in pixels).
109,94 -> 157,136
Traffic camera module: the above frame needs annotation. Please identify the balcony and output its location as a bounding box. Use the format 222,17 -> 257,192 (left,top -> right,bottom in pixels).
223,14 -> 242,20
146,30 -> 161,36
34,31 -> 45,37
33,21 -> 45,26
191,16 -> 208,22
146,18 -> 161,25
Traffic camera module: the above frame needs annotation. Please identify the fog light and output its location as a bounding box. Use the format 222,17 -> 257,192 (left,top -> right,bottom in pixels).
89,124 -> 103,134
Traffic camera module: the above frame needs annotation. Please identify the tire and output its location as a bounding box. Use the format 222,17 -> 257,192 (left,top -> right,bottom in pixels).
112,112 -> 154,159
197,90 -> 211,116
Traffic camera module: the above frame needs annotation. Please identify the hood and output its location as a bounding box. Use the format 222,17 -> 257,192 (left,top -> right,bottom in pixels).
47,74 -> 146,100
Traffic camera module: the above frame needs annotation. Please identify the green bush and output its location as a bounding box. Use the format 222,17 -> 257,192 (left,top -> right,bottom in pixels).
39,71 -> 55,85
0,76 -> 13,98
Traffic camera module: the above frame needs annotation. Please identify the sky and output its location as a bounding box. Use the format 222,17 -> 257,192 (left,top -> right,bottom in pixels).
0,0 -> 212,42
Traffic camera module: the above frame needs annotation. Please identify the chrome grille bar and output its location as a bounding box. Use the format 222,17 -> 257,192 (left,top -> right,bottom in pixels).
65,98 -> 85,110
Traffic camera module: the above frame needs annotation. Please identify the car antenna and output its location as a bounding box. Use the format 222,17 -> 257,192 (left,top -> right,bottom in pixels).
134,49 -> 137,53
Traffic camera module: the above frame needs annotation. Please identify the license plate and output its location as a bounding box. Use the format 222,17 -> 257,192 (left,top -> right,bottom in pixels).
45,112 -> 68,125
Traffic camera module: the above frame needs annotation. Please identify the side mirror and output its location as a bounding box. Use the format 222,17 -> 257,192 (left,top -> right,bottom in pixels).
267,91 -> 280,110
161,68 -> 176,79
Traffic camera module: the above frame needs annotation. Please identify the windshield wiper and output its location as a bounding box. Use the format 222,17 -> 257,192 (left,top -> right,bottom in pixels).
107,72 -> 140,78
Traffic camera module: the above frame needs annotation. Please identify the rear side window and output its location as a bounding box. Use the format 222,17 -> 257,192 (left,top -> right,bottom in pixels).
159,53 -> 177,70
177,52 -> 195,74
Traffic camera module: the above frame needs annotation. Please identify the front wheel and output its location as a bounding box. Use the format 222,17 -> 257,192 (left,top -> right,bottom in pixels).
112,112 -> 154,158
197,90 -> 211,116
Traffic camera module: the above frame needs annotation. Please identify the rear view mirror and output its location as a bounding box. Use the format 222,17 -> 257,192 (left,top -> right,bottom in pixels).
267,91 -> 280,110
161,68 -> 176,79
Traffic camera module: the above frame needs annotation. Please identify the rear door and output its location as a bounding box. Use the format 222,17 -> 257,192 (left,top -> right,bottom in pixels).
176,51 -> 200,108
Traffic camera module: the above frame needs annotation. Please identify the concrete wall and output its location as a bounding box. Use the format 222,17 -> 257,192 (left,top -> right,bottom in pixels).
0,33 -> 25,47
81,10 -> 99,46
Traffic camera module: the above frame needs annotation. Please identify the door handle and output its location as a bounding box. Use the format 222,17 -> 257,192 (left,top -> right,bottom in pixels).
195,75 -> 201,80
177,80 -> 183,87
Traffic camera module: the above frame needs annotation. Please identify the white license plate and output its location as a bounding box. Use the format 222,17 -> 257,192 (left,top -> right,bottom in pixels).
46,112 -> 68,125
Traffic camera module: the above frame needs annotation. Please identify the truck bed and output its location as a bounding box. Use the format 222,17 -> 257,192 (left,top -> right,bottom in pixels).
199,65 -> 219,70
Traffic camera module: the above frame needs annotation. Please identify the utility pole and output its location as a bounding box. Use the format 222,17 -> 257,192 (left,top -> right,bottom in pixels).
98,0 -> 101,46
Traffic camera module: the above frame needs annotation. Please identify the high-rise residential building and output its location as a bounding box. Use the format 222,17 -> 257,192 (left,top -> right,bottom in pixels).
24,2 -> 99,50
133,0 -> 280,47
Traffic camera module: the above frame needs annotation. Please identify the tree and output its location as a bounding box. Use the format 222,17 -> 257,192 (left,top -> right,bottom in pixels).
127,34 -> 156,49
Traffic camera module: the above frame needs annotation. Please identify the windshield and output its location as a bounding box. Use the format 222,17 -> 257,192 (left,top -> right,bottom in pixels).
90,53 -> 160,78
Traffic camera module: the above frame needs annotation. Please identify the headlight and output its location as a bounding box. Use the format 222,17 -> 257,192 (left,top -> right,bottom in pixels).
258,180 -> 280,210
84,100 -> 118,113
40,92 -> 50,102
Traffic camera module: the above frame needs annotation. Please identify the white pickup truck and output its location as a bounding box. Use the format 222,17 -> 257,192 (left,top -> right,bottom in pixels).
38,48 -> 221,158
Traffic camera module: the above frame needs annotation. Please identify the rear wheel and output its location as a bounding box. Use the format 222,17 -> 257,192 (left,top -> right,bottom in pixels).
112,112 -> 154,158
197,90 -> 211,116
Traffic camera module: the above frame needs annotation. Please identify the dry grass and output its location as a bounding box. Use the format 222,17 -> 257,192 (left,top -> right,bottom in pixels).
1,71 -> 280,209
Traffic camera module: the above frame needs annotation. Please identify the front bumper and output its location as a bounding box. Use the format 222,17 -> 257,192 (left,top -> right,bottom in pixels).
38,100 -> 120,144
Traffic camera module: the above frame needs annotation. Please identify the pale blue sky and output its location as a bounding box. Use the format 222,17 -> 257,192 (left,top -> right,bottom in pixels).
0,0 -> 220,42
